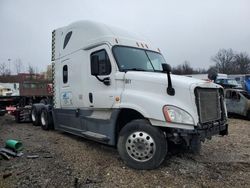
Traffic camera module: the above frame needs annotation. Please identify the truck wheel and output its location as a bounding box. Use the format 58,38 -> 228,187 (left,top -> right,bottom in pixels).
31,106 -> 40,126
117,119 -> 167,170
40,108 -> 53,130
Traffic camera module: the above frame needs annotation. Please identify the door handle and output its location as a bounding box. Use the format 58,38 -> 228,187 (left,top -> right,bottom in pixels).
89,93 -> 93,103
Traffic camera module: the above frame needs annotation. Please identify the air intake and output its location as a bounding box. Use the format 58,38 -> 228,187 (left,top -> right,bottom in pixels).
195,88 -> 221,124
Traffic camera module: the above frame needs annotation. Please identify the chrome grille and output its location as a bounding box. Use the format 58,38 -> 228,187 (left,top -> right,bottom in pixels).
195,88 -> 221,123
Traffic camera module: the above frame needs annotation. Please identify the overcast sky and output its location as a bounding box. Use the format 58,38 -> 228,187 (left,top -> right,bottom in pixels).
0,0 -> 250,73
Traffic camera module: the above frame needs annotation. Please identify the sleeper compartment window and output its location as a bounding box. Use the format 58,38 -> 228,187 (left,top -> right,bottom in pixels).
63,31 -> 72,49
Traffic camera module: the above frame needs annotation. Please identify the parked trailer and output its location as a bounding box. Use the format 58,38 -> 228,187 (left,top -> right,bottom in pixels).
0,74 -> 52,122
31,20 -> 228,169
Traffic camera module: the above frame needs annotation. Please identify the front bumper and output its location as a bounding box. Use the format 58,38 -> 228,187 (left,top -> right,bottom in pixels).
173,120 -> 228,145
196,122 -> 228,141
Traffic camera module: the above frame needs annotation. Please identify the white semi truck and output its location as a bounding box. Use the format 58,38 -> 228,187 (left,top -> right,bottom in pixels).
31,21 -> 228,169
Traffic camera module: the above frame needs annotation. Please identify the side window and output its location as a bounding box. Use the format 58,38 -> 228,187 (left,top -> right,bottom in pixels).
63,65 -> 68,83
63,31 -> 72,49
91,50 -> 111,75
231,91 -> 240,101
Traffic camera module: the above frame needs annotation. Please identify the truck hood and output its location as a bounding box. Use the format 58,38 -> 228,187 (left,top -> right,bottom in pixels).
123,71 -> 220,90
119,71 -> 222,125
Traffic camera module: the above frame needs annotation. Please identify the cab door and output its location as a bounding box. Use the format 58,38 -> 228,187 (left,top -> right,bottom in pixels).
86,44 -> 120,108
226,90 -> 245,115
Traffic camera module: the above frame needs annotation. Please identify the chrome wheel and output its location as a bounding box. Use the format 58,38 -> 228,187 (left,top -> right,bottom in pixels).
125,131 -> 156,162
41,111 -> 46,126
31,110 -> 36,122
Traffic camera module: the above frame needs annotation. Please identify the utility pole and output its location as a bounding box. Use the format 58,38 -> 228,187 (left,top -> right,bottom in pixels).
8,58 -> 11,74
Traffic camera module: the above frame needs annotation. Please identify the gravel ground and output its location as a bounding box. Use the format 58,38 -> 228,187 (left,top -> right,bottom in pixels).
0,114 -> 249,188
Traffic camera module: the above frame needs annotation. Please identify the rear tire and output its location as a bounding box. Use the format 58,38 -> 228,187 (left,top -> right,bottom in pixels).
117,119 -> 167,170
31,106 -> 41,126
40,108 -> 53,130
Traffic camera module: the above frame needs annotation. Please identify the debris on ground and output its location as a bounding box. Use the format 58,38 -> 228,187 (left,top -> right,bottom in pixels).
0,115 -> 250,187
26,155 -> 39,159
0,151 -> 10,160
0,147 -> 23,157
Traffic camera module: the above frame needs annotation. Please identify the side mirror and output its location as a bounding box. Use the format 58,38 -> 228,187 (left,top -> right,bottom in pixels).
162,64 -> 172,73
91,55 -> 99,75
162,63 -> 175,96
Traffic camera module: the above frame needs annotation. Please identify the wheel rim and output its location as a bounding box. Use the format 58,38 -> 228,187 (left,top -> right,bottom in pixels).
41,112 -> 46,126
125,131 -> 156,162
31,110 -> 36,122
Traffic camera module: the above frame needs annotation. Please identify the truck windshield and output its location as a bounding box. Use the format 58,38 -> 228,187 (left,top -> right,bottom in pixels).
112,46 -> 166,72
227,79 -> 238,85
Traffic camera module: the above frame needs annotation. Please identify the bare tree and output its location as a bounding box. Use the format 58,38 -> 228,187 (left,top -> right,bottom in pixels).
15,58 -> 23,74
46,65 -> 53,81
172,61 -> 194,75
5,69 -> 11,76
234,52 -> 250,74
211,49 -> 250,74
0,62 -> 11,76
0,62 -> 6,75
27,64 -> 35,79
211,49 -> 235,74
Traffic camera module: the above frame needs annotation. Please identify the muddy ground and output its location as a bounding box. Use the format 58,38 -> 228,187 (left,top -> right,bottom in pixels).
0,114 -> 249,188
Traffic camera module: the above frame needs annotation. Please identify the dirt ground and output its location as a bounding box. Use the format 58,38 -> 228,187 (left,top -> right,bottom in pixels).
0,115 -> 249,188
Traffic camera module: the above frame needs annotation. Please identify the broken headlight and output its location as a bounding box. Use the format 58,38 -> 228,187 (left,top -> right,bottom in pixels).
163,105 -> 194,125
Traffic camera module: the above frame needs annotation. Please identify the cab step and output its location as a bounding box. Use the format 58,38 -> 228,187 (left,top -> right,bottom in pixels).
81,131 -> 110,142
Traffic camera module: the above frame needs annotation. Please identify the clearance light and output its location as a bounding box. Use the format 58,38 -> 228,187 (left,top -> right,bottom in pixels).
145,44 -> 148,48
157,48 -> 161,52
136,42 -> 140,47
141,43 -> 144,48
115,38 -> 119,44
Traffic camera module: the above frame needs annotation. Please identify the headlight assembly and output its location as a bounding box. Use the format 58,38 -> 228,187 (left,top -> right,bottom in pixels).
163,105 -> 194,125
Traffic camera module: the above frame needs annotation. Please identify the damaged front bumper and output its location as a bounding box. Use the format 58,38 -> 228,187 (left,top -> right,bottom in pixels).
172,120 -> 228,145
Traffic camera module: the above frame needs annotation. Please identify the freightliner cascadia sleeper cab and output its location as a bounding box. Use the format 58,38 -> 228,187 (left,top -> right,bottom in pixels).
31,21 -> 228,169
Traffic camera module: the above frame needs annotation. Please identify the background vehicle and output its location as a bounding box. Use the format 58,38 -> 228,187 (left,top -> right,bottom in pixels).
29,21 -> 228,169
225,88 -> 250,119
228,74 -> 250,93
215,78 -> 242,89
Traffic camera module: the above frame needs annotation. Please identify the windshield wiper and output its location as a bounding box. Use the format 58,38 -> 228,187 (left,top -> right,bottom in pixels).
124,68 -> 148,72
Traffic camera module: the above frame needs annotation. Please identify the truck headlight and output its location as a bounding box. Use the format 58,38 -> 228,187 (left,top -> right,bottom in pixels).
163,105 -> 194,125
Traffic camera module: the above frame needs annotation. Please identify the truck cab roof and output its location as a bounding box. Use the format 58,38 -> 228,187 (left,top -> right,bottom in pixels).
53,20 -> 159,60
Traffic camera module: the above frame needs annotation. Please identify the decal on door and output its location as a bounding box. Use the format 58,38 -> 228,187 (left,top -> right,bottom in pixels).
61,92 -> 73,106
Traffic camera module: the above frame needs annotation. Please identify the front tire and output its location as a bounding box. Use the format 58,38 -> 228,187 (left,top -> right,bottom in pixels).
117,119 -> 167,170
